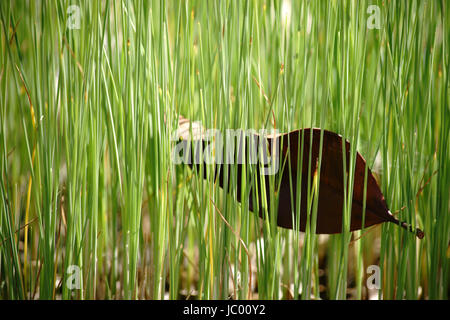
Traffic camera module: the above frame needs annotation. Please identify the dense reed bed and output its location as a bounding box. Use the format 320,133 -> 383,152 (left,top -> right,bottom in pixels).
0,0 -> 448,299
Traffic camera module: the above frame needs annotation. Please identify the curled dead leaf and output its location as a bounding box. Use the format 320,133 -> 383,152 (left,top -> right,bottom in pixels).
175,115 -> 424,239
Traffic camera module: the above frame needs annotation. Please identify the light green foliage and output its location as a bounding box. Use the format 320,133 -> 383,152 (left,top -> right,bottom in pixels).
0,0 -> 448,299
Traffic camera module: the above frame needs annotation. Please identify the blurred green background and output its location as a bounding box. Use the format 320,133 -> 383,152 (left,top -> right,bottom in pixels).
0,0 -> 448,299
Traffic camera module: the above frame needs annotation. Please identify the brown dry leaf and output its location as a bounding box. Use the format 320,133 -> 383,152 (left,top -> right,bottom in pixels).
175,116 -> 424,239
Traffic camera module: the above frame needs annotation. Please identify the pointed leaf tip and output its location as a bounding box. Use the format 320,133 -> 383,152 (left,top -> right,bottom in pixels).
398,221 -> 425,239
